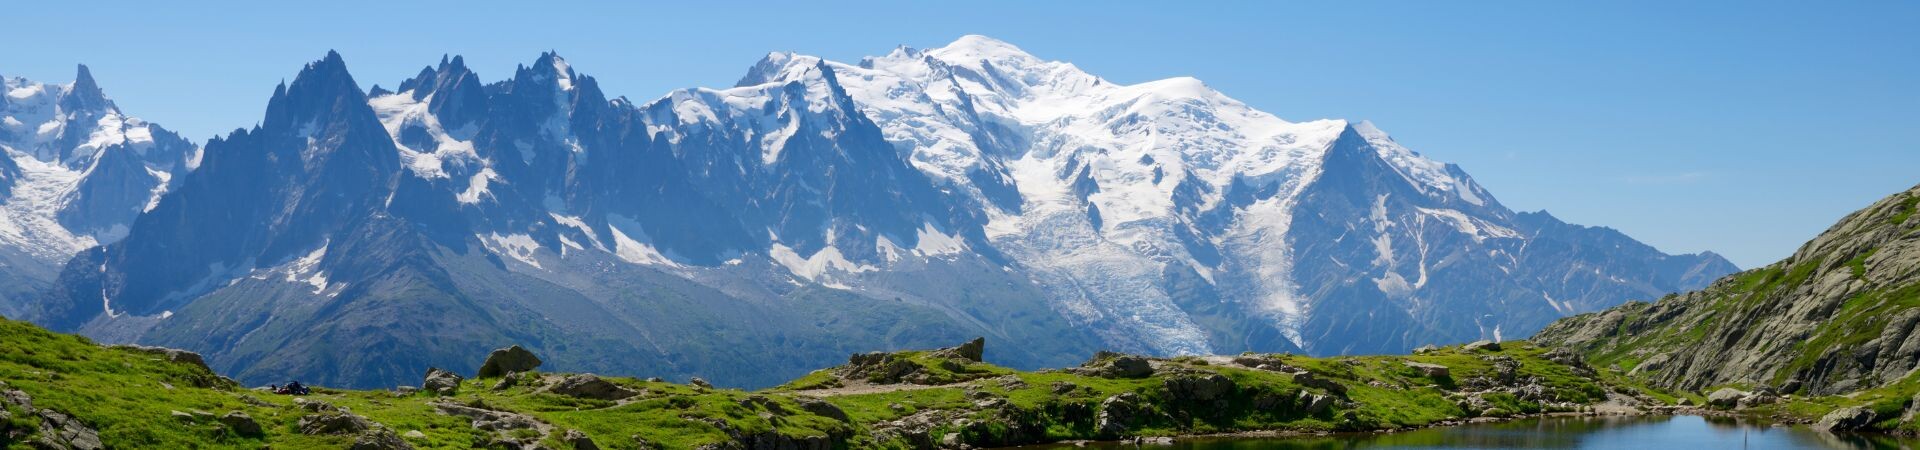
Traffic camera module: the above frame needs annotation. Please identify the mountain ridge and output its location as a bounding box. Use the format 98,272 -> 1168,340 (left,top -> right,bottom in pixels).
7,37 -> 1735,389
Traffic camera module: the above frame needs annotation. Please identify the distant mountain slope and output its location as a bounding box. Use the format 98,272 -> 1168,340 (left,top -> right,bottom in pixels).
21,36 -> 1733,389
0,66 -> 197,317
1537,183 -> 1920,395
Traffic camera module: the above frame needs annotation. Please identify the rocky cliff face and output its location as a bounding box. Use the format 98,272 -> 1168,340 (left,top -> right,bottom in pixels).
1536,183 -> 1920,396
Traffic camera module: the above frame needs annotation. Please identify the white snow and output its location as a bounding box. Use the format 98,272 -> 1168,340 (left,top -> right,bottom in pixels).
608,222 -> 679,267
480,233 -> 544,269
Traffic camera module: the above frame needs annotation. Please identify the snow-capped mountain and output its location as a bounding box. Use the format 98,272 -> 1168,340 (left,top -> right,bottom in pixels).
20,37 -> 1734,389
0,66 -> 197,317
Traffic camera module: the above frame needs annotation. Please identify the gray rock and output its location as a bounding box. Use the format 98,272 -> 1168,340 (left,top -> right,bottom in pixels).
546,374 -> 638,400
797,397 -> 849,422
1297,391 -> 1334,415
933,337 -> 986,362
690,377 -> 713,389
1464,340 -> 1501,352
351,428 -> 415,450
1079,352 -> 1153,379
220,411 -> 264,437
563,429 -> 601,450
1706,388 -> 1748,410
1403,361 -> 1450,378
422,367 -> 462,396
299,411 -> 373,435
1413,345 -> 1439,354
477,345 -> 542,378
1815,406 -> 1879,432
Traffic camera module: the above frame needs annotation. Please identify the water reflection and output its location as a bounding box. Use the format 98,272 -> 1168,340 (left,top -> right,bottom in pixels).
1022,416 -> 1920,449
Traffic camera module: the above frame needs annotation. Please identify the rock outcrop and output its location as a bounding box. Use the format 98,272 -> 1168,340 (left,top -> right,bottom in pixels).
1538,183 -> 1920,397
544,374 -> 638,400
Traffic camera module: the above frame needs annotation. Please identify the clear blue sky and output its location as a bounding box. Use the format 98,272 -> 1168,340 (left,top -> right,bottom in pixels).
4,0 -> 1914,268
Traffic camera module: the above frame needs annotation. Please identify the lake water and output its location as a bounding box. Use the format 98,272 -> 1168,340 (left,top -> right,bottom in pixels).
1030,415 -> 1918,449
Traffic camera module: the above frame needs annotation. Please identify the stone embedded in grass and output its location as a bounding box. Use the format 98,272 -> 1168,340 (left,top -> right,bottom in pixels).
544,374 -> 637,400
1463,340 -> 1501,352
1404,361 -> 1451,378
220,411 -> 262,437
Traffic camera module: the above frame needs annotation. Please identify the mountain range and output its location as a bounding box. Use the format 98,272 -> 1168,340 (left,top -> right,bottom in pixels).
0,36 -> 1736,388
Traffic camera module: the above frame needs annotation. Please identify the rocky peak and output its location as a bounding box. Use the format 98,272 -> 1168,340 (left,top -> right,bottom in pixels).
58,64 -> 114,113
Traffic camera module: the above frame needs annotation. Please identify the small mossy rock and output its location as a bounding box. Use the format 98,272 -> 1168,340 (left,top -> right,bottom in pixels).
298,411 -> 373,435
545,374 -> 637,400
1291,371 -> 1348,396
1463,340 -> 1501,352
1413,345 -> 1440,354
422,367 -> 462,396
477,345 -> 542,378
689,377 -> 714,389
563,429 -> 600,450
220,411 -> 263,437
1706,388 -> 1748,410
1403,361 -> 1450,378
1816,406 -> 1879,432
351,428 -> 414,450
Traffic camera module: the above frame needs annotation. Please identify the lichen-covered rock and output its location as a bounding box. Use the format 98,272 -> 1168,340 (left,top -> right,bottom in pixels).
1162,373 -> 1236,404
477,345 -> 542,378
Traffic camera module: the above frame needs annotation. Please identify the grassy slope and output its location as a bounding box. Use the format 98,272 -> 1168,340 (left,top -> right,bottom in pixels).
0,316 -> 1646,449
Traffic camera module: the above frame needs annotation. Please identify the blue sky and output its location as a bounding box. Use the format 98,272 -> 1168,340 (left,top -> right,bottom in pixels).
3,0 -> 1914,267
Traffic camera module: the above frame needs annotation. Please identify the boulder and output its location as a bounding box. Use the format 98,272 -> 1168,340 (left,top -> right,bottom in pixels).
1403,361 -> 1450,378
1815,406 -> 1879,432
110,345 -> 213,374
1413,345 -> 1440,354
797,397 -> 850,422
477,345 -> 543,378
299,411 -> 373,435
1706,388 -> 1748,410
1291,371 -> 1348,395
33,409 -> 103,450
933,337 -> 986,362
220,411 -> 263,437
422,367 -> 462,396
562,429 -> 600,450
689,377 -> 713,389
1464,340 -> 1501,352
545,374 -> 637,400
1079,352 -> 1154,379
351,428 -> 414,450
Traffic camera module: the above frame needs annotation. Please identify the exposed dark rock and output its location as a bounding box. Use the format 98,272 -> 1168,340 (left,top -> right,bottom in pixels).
932,337 -> 986,362
1096,393 -> 1152,436
1076,352 -> 1153,379
1463,340 -> 1501,352
477,345 -> 543,378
